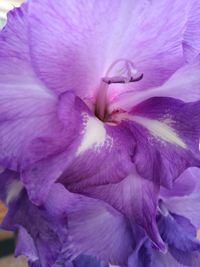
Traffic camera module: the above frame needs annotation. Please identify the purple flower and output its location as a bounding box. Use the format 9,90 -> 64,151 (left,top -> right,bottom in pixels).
128,168 -> 200,267
0,0 -> 200,266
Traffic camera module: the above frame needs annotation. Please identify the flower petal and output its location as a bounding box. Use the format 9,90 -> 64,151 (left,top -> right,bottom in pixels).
123,97 -> 200,188
158,212 -> 200,266
153,251 -> 185,267
183,1 -> 200,62
15,226 -> 39,265
59,120 -> 135,189
128,240 -> 153,267
28,0 -> 193,98
0,4 -> 73,170
12,213 -> 109,267
161,168 -> 197,198
110,61 -> 200,113
165,168 -> 200,228
72,255 -> 108,267
77,169 -> 166,251
46,184 -> 133,266
22,92 -> 135,205
2,183 -> 133,266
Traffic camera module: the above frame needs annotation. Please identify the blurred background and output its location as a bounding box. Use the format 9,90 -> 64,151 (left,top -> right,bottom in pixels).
0,1 -> 26,266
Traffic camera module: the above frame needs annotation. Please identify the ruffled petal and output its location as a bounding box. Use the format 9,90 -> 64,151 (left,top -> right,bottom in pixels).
1,183 -> 133,266
121,97 -> 200,188
128,240 -> 187,267
15,226 -> 40,266
46,184 -> 133,266
161,168 -> 197,198
77,169 -> 165,251
28,0 -> 194,98
128,240 -> 153,267
158,211 -> 200,266
165,168 -> 200,228
16,227 -> 108,267
153,251 -> 184,267
22,93 -> 135,205
0,4 -> 75,171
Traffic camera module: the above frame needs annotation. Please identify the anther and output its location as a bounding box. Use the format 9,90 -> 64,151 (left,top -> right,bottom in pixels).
102,58 -> 143,85
102,73 -> 143,84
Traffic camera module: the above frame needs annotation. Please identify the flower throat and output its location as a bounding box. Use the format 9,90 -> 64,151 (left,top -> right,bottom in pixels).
94,59 -> 143,121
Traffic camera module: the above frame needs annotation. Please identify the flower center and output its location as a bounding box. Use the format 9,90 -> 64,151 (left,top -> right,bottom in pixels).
95,59 -> 143,121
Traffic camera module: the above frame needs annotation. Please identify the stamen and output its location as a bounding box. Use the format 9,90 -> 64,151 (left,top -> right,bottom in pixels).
95,59 -> 143,121
102,58 -> 143,84
103,73 -> 143,84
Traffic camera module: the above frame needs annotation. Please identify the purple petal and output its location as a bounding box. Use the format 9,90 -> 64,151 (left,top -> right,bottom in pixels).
158,212 -> 197,247
183,1 -> 200,62
0,85 -> 59,170
72,255 -> 108,267
128,240 -> 152,267
2,183 -> 133,266
0,91 -> 86,206
28,0 -> 194,98
158,209 -> 200,266
16,228 -> 108,267
15,226 -> 39,265
161,168 -> 197,198
22,92 -> 135,205
59,121 -> 135,189
78,169 -> 166,251
170,247 -> 200,267
153,251 -> 184,267
124,97 -> 200,188
46,184 -> 133,266
0,4 -> 29,62
0,5 -> 77,171
165,168 -> 200,228
110,61 -> 200,113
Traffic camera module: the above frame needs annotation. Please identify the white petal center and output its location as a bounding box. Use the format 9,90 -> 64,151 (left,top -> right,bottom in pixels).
130,115 -> 187,149
77,114 -> 107,155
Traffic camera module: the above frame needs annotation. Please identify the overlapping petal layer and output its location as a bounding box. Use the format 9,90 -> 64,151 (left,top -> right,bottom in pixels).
16,227 -> 109,267
161,168 -> 197,197
1,181 -> 133,267
127,172 -> 200,267
22,92 -> 136,204
0,4 -> 75,171
158,212 -> 200,266
128,240 -> 152,267
77,170 -> 165,251
164,168 -> 200,229
124,97 -> 200,188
